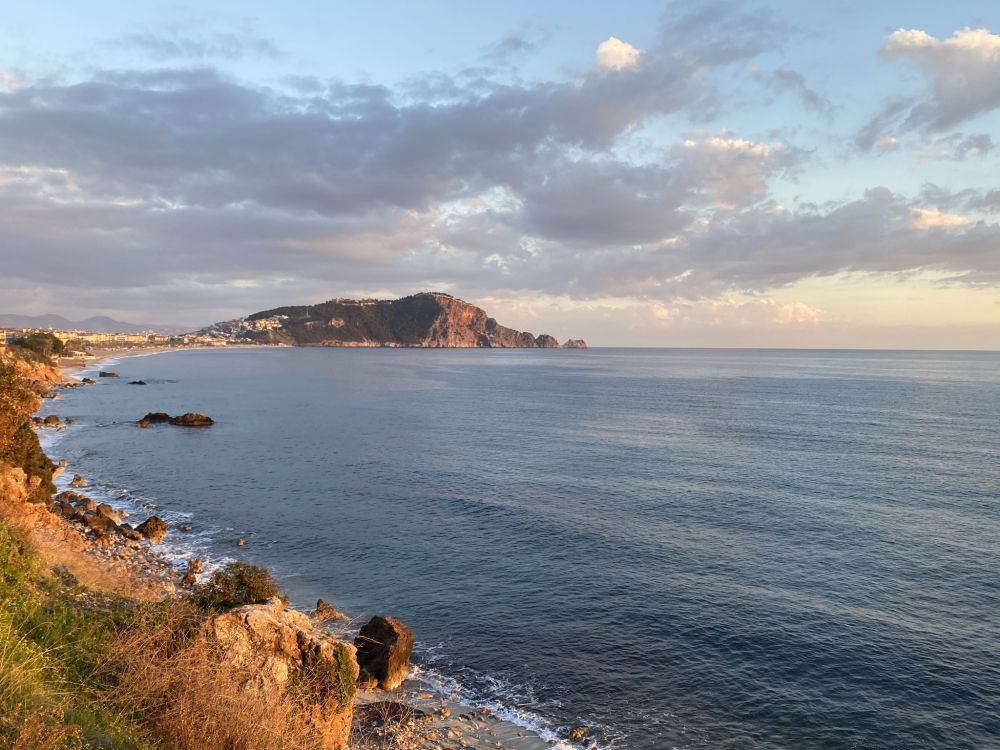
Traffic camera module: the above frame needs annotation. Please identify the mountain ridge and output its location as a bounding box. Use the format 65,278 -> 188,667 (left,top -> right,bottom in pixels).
0,313 -> 184,334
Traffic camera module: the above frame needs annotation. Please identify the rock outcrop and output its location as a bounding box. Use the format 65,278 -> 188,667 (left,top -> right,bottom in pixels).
168,412 -> 214,427
200,293 -> 587,349
354,615 -> 414,690
204,597 -> 358,750
136,515 -> 168,543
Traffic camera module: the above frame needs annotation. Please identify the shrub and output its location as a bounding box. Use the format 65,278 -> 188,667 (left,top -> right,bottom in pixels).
294,642 -> 357,710
190,562 -> 282,612
0,359 -> 55,504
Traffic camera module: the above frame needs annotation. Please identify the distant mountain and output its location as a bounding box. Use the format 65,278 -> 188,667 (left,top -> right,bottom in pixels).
199,292 -> 587,349
0,313 -> 185,335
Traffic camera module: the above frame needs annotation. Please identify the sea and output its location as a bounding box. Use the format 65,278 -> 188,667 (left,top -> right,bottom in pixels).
38,347 -> 1000,749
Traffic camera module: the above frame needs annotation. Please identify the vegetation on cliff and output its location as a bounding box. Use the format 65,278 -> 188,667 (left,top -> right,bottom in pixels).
201,292 -> 588,349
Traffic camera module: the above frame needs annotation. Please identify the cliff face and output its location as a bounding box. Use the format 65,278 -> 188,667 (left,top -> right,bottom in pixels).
209,292 -> 587,349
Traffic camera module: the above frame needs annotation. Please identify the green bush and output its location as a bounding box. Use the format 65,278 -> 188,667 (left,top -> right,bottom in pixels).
11,332 -> 65,359
191,562 -> 283,612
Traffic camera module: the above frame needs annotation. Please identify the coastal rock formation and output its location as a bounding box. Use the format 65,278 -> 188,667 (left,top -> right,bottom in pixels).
98,371 -> 119,378
313,598 -> 348,624
128,380 -> 147,385
168,412 -> 214,427
136,515 -> 168,543
203,596 -> 358,750
354,615 -> 414,690
200,293 -> 587,349
69,473 -> 86,488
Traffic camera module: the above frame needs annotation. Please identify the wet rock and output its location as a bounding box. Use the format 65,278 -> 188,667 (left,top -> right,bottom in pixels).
69,474 -> 87,488
313,598 -> 348,624
187,558 -> 204,574
354,615 -> 415,690
64,417 -> 76,426
81,377 -> 96,385
80,511 -> 119,535
235,537 -> 246,546
136,412 -> 170,428
43,415 -> 61,427
98,371 -> 119,378
178,523 -> 194,532
568,726 -> 589,741
117,525 -> 144,541
128,380 -> 147,385
168,412 -> 214,427
136,515 -> 169,543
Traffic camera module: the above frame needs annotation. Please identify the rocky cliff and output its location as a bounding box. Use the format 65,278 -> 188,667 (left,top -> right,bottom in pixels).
202,293 -> 587,349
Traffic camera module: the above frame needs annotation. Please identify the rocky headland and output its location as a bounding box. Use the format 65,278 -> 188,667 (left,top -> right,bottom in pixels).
198,292 -> 588,349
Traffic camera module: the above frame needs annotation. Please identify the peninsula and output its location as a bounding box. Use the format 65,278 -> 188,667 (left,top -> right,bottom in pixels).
197,293 -> 587,349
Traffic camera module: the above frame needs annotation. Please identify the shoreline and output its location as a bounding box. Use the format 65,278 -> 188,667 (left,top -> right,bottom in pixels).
35,351 -> 581,750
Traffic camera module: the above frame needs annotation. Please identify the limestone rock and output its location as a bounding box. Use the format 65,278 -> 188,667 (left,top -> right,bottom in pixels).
562,339 -> 588,349
354,615 -> 414,690
203,597 -> 358,750
136,515 -> 168,543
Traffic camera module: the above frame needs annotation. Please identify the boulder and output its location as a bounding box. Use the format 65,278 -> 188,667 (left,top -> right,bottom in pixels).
568,726 -> 590,741
354,615 -> 414,690
136,412 -> 170,428
96,503 -> 124,524
64,417 -> 76,426
81,377 -> 96,385
180,570 -> 197,588
187,558 -> 204,574
69,474 -> 87,488
203,597 -> 358,750
136,515 -> 169,543
43,415 -> 61,427
98,371 -> 119,378
80,511 -> 119,534
128,380 -> 147,385
313,598 -> 347,624
117,524 -> 144,541
169,412 -> 214,427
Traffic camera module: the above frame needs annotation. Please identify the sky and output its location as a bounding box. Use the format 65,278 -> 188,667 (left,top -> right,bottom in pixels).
1,1 -> 998,348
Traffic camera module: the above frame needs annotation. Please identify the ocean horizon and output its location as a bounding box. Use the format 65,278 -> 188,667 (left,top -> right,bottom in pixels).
41,346 -> 1000,749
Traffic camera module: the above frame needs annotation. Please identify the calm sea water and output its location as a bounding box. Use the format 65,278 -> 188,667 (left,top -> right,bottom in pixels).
42,348 -> 1000,749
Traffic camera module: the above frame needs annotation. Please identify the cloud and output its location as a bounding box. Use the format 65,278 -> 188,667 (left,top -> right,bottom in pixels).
752,68 -> 834,118
910,207 -> 970,230
866,27 -> 1000,137
596,37 -> 642,71
112,31 -> 282,61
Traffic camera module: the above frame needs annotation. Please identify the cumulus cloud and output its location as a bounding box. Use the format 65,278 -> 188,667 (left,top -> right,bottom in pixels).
863,26 -> 1000,139
596,37 -> 642,71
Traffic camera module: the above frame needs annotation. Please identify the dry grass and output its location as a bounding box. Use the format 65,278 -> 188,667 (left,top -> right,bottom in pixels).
97,599 -> 331,750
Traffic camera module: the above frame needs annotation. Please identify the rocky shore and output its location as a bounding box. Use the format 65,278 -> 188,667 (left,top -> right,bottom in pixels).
2,347 -> 583,750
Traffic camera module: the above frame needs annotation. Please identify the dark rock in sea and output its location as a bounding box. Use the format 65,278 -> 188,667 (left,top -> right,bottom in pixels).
187,558 -> 204,574
354,615 -> 415,690
43,415 -> 61,427
314,598 -> 348,623
81,377 -> 96,384
69,473 -> 86,488
128,380 -> 147,385
136,516 -> 169,543
178,523 -> 194,532
568,726 -> 590,741
169,412 -> 214,427
136,412 -> 171,428
98,371 -> 119,378
64,417 -> 76,425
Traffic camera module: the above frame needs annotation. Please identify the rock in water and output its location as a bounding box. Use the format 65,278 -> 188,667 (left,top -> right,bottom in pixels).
136,515 -> 169,543
314,598 -> 348,623
128,380 -> 147,385
81,378 -> 96,384
69,473 -> 86,488
98,371 -> 119,378
169,412 -> 214,427
354,615 -> 414,690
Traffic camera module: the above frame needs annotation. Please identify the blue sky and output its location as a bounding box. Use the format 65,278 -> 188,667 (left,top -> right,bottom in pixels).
1,1 -> 998,346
